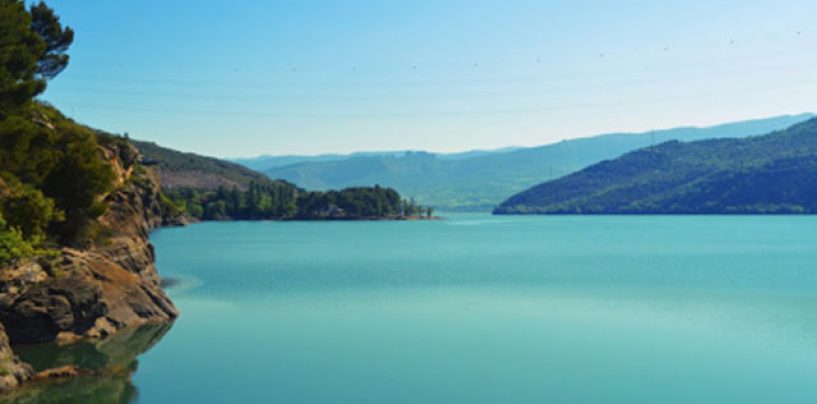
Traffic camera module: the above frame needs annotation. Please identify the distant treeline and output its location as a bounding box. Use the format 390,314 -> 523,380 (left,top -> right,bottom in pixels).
164,181 -> 434,221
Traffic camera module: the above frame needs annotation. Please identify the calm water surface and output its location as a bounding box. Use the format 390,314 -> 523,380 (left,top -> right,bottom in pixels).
19,215 -> 817,403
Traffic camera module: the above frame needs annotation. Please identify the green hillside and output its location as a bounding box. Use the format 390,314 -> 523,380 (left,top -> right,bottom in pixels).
129,141 -> 433,221
132,140 -> 271,190
259,114 -> 813,211
495,118 -> 817,214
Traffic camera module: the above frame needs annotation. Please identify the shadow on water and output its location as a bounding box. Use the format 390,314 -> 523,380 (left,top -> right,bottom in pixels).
159,277 -> 183,290
4,322 -> 173,404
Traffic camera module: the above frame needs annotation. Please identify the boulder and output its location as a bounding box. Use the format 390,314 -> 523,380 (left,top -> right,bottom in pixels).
33,366 -> 80,380
0,248 -> 177,345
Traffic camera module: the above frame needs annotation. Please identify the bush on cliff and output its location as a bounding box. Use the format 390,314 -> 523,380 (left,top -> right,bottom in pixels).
0,214 -> 34,266
0,105 -> 115,246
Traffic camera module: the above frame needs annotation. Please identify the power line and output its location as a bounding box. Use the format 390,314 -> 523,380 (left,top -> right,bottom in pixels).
52,37 -> 815,90
49,54 -> 812,102
57,79 -> 817,120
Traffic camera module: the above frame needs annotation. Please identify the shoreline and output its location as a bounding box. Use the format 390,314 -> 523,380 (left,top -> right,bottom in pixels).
165,215 -> 444,224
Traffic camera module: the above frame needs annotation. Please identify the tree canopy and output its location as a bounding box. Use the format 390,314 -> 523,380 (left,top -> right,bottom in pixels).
29,1 -> 73,80
165,182 -> 434,221
0,1 -> 115,262
0,0 -> 72,115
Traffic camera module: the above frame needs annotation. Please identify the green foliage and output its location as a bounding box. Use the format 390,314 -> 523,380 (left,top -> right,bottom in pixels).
297,185 -> 403,219
165,180 -> 299,220
41,118 -> 115,243
400,197 -> 426,217
0,0 -> 45,114
0,104 -> 115,246
0,1 -> 103,246
495,118 -> 817,214
159,192 -> 186,218
0,213 -> 35,266
29,1 -> 73,79
0,114 -> 59,185
0,0 -> 72,115
0,173 -> 60,240
166,182 -> 431,220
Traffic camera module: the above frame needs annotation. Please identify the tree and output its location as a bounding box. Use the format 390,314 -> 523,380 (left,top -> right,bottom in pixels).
0,176 -> 60,240
0,114 -> 60,185
30,1 -> 74,80
43,124 -> 115,244
0,0 -> 46,113
204,200 -> 227,220
0,1 -> 72,114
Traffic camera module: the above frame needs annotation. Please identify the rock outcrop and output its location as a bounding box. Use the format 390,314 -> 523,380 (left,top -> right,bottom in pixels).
0,246 -> 177,344
0,141 -> 179,345
0,140 -> 179,376
0,322 -> 33,392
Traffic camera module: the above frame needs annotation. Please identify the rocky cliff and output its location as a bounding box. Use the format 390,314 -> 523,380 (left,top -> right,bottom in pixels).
0,321 -> 33,392
0,140 -> 179,392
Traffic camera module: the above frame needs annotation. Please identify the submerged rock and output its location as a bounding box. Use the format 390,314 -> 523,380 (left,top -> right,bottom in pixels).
33,366 -> 81,380
4,323 -> 172,402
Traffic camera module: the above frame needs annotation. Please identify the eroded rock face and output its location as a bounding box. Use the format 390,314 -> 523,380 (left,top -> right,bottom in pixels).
0,322 -> 33,392
0,248 -> 177,345
0,122 -> 183,396
0,142 -> 180,346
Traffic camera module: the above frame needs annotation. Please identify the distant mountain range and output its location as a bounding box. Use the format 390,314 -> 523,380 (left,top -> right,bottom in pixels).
495,117 -> 817,214
234,114 -> 814,211
231,147 -> 523,172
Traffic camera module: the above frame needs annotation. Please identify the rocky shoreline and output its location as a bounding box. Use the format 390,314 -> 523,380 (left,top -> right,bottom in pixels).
0,139 -> 443,393
0,143 -> 180,393
4,322 -> 173,401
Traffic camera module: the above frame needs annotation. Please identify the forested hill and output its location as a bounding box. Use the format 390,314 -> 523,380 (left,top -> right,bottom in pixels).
256,114 -> 813,211
131,141 -> 434,221
132,140 -> 271,190
494,118 -> 817,214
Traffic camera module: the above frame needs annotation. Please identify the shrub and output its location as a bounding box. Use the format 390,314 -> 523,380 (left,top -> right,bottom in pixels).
0,214 -> 35,266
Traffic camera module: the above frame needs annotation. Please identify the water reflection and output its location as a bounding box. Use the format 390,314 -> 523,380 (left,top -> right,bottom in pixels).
5,322 -> 173,403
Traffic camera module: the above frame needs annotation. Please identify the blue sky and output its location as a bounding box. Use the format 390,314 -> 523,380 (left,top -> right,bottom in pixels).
37,0 -> 817,157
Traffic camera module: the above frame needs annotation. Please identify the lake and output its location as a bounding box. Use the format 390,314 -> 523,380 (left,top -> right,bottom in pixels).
15,214 -> 817,403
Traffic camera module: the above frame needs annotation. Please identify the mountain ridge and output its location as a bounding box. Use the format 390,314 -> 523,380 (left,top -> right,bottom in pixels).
494,117 -> 817,214
239,114 -> 815,211
131,140 -> 276,191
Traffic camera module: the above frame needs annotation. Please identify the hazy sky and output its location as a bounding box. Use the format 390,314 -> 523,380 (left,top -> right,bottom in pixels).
37,0 -> 817,157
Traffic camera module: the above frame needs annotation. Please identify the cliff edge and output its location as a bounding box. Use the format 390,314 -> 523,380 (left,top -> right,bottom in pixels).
0,136 -> 179,391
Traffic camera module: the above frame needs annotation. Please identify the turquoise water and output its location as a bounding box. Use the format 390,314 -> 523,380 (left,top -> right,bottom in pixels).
21,215 -> 817,402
